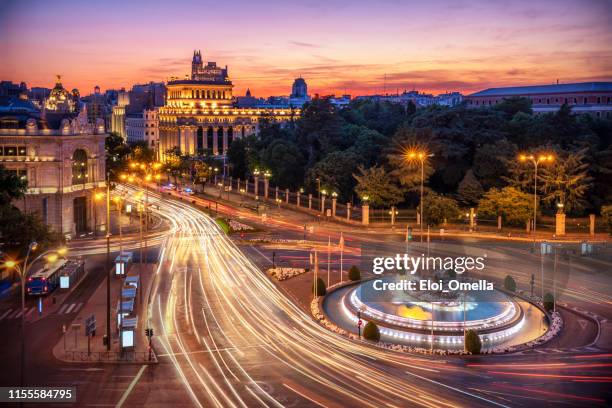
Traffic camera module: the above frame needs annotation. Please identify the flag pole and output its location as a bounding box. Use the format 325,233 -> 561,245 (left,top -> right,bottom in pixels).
327,236 -> 331,287
339,232 -> 344,284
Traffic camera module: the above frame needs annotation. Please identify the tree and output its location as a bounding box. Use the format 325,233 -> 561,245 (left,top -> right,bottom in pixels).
0,166 -> 59,257
422,192 -> 460,226
478,187 -> 534,226
543,292 -> 555,312
363,321 -> 380,342
464,329 -> 482,354
457,170 -> 483,206
387,127 -> 435,191
494,96 -> 532,117
504,275 -> 516,292
540,148 -> 593,214
353,166 -> 403,207
602,205 -> 612,234
164,147 -> 188,184
105,132 -> 131,181
227,137 -> 251,179
312,277 -> 326,296
261,139 -> 306,189
306,150 -> 360,200
348,265 -> 361,281
0,165 -> 27,206
472,139 -> 517,190
130,141 -> 156,163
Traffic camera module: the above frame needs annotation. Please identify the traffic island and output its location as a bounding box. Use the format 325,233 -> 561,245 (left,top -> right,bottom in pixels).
315,278 -> 565,356
52,263 -> 158,364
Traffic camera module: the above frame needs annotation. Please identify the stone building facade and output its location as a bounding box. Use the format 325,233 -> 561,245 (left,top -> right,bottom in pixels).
465,82 -> 612,117
158,50 -> 298,160
0,103 -> 107,238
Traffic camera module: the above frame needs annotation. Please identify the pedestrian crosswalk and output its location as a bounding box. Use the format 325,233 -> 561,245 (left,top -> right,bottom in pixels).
0,302 -> 83,321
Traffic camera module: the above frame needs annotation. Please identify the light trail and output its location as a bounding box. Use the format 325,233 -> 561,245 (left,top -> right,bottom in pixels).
118,184 -> 599,407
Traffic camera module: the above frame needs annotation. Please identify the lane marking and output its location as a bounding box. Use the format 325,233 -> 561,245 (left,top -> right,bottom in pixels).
115,365 -> 147,408
57,304 -> 69,314
0,309 -> 13,320
25,307 -> 35,317
73,303 -> 84,313
65,303 -> 77,314
404,370 -> 510,408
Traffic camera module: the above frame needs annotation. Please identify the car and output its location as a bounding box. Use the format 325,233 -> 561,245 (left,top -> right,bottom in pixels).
183,188 -> 194,195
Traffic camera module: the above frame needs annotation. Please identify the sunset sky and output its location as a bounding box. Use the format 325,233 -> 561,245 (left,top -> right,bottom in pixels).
1,0 -> 611,97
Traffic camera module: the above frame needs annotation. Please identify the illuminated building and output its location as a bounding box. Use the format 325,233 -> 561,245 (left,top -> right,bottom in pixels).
126,108 -> 159,150
158,50 -> 299,159
0,93 -> 106,238
44,75 -> 77,113
111,89 -> 129,139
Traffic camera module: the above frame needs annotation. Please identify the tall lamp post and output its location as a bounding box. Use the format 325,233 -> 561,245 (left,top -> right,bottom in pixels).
405,150 -> 433,243
94,192 -> 104,238
3,241 -> 37,388
518,153 -> 554,242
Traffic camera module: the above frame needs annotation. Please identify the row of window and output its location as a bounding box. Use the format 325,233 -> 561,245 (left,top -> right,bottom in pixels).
169,90 -> 228,99
0,146 -> 27,156
471,96 -> 612,106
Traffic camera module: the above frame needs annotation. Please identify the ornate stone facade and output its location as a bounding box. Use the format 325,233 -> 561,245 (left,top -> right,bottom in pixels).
0,106 -> 107,238
158,50 -> 299,160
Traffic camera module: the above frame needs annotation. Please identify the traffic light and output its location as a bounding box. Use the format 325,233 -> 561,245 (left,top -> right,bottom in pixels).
145,328 -> 154,337
407,227 -> 413,241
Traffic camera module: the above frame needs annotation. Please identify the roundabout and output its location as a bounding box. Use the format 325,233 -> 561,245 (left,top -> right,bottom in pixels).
323,275 -> 551,352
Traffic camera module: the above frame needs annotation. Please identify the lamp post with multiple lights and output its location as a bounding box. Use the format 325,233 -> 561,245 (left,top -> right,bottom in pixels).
518,153 -> 554,240
405,149 -> 433,242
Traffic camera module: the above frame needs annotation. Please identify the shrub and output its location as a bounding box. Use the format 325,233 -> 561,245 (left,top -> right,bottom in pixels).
504,275 -> 516,292
464,329 -> 481,354
215,217 -> 230,234
543,292 -> 555,312
312,277 -> 326,296
363,321 -> 380,342
348,265 -> 361,281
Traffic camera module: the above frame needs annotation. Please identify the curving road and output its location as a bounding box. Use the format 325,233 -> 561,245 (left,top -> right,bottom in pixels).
119,184 -> 611,407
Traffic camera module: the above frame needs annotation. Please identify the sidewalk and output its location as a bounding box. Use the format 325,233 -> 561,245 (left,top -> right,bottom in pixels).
194,183 -> 610,244
52,263 -> 157,364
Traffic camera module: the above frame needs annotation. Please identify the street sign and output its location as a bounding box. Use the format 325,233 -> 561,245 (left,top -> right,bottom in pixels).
357,319 -> 363,327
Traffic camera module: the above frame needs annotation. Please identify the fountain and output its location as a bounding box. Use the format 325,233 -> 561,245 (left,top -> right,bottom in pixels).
323,274 -> 548,351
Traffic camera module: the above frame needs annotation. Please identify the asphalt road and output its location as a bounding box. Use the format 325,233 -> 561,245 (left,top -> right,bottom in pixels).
0,185 -> 609,407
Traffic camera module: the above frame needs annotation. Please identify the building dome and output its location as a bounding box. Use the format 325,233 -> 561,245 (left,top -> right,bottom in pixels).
45,75 -> 76,112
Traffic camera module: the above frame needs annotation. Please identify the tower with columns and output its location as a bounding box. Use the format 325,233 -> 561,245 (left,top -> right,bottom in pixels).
159,50 -> 298,160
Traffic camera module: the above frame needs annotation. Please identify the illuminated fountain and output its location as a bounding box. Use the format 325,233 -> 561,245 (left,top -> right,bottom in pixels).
323,275 -> 548,351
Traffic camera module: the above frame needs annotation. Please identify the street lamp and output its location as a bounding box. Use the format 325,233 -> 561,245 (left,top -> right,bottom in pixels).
405,149 -> 433,242
263,170 -> 271,200
94,192 -> 105,238
113,196 -> 124,255
518,153 -> 554,241
4,241 -> 37,389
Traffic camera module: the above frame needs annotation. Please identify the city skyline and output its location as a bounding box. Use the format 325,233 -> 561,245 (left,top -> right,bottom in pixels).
1,0 -> 611,97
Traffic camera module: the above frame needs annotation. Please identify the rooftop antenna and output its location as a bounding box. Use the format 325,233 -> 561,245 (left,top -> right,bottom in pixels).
383,73 -> 387,95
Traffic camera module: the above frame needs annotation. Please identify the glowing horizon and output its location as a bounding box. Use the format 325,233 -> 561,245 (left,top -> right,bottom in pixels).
1,0 -> 611,98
